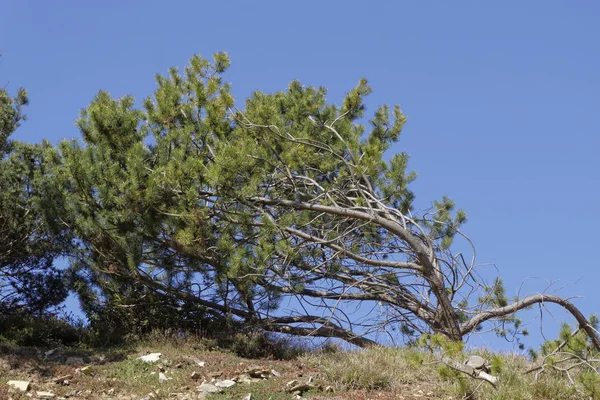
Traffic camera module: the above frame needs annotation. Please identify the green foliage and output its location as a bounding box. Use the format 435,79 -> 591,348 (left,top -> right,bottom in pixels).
0,84 -> 28,156
533,317 -> 600,399
0,72 -> 70,317
415,333 -> 464,357
422,196 -> 467,250
2,51 -> 554,349
0,308 -> 83,346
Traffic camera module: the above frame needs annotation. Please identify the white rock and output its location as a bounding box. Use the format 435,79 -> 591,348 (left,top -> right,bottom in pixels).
242,394 -> 252,400
36,391 -> 56,398
189,357 -> 206,367
6,380 -> 30,392
44,349 -> 58,357
270,369 -> 281,377
139,353 -> 162,363
158,372 -> 173,383
197,383 -> 221,393
465,355 -> 490,371
215,380 -> 236,388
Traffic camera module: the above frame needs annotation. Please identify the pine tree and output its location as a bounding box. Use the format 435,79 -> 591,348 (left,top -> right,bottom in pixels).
0,76 -> 69,317
52,53 -> 600,349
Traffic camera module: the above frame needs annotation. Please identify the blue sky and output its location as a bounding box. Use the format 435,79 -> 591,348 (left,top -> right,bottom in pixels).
2,1 -> 599,350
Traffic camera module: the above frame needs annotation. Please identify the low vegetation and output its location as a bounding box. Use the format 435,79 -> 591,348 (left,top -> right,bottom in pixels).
2,329 -> 600,399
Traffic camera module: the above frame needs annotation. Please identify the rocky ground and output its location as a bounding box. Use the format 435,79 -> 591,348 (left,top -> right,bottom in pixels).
0,343 -> 449,400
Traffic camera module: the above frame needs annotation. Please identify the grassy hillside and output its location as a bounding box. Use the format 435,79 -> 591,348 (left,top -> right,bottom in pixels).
0,332 -> 595,400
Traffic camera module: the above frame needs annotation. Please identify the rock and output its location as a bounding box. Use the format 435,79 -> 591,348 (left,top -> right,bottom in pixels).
139,353 -> 162,363
45,348 -> 58,357
244,366 -> 271,379
65,357 -> 85,365
215,379 -> 236,388
77,366 -> 93,376
197,383 -> 221,393
270,369 -> 281,377
36,391 -> 56,398
287,383 -> 318,395
6,380 -> 30,392
465,355 -> 490,372
325,385 -> 334,393
242,394 -> 252,400
106,388 -> 115,395
188,357 -> 206,367
190,371 -> 201,380
158,372 -> 173,383
286,380 -> 298,387
237,374 -> 262,384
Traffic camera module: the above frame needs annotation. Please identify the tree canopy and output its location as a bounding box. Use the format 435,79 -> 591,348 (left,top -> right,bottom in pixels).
0,84 -> 69,316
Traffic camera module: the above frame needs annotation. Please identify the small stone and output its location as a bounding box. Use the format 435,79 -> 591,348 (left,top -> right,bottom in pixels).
237,374 -> 261,384
189,357 -> 206,367
270,369 -> 281,377
78,366 -> 93,376
287,383 -> 318,394
6,380 -> 30,392
139,353 -> 162,363
45,348 -> 58,357
175,363 -> 183,368
286,380 -> 298,387
197,383 -> 221,393
242,394 -> 252,400
36,391 -> 56,399
190,371 -> 200,380
215,380 -> 236,388
465,355 -> 490,372
325,385 -> 334,393
159,372 -> 173,383
106,388 -> 115,395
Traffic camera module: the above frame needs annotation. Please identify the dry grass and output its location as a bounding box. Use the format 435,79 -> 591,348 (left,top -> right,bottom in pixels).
301,346 -> 439,392
303,346 -> 592,400
1,335 -> 598,400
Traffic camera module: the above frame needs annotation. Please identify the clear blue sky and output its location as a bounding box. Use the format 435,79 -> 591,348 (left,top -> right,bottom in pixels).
2,1 -> 599,350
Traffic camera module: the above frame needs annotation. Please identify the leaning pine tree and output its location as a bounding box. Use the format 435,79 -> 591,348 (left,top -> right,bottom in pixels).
55,53 -> 600,349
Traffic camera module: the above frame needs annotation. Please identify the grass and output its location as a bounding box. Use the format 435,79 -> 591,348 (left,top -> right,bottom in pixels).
1,332 -> 599,400
303,346 -> 591,400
